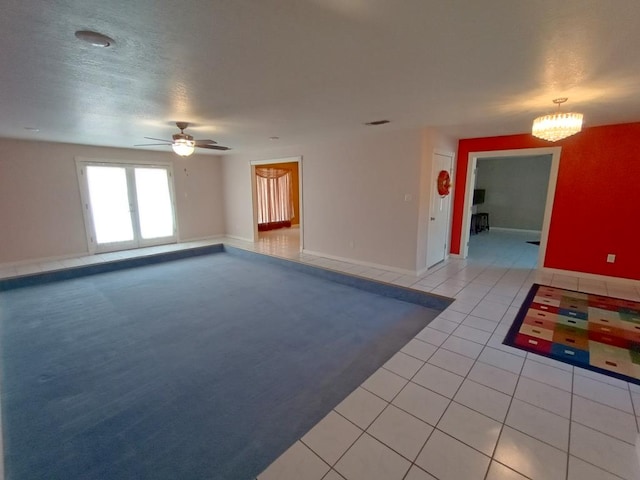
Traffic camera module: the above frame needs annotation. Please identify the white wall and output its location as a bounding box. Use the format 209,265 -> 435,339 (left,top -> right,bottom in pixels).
1,127 -> 456,272
475,154 -> 551,231
0,139 -> 225,264
222,128 -> 456,273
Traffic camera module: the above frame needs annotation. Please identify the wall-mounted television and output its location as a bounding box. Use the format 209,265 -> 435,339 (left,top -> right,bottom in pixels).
473,189 -> 485,205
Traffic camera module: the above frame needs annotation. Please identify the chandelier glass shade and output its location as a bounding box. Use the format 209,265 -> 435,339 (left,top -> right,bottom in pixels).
171,138 -> 196,156
531,98 -> 583,142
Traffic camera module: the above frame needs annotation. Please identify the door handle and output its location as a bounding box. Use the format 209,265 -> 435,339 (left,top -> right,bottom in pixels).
430,217 -> 436,221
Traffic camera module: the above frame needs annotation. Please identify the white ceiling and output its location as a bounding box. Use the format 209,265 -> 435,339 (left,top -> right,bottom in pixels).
2,0 -> 639,154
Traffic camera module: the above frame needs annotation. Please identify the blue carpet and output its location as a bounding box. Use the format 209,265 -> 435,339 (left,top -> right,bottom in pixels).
0,248 -> 449,479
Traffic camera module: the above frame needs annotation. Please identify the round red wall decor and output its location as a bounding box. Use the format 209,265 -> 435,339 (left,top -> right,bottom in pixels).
437,170 -> 451,196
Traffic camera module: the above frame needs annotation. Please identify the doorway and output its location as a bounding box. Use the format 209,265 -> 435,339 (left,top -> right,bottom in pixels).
426,151 -> 455,268
77,161 -> 177,253
250,156 -> 303,252
459,147 -> 561,267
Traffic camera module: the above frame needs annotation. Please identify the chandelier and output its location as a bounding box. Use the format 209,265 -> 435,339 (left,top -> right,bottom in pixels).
532,98 -> 583,142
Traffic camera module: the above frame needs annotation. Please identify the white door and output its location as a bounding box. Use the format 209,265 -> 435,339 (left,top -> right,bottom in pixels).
78,163 -> 177,253
426,152 -> 454,268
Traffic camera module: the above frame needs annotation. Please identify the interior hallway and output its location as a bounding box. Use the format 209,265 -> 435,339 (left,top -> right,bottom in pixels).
1,230 -> 639,479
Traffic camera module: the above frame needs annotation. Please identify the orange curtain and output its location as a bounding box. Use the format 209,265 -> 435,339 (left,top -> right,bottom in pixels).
255,168 -> 294,225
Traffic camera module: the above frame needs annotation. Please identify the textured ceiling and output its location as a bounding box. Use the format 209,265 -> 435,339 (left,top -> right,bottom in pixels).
1,0 -> 639,153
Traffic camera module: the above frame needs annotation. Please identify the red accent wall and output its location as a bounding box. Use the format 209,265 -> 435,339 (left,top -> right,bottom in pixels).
451,122 -> 640,280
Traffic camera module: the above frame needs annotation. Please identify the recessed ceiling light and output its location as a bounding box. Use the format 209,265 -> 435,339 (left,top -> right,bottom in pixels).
364,120 -> 390,126
74,30 -> 115,47
24,127 -> 40,132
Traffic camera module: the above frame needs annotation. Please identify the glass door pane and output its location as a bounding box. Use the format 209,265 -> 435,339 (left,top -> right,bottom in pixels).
134,167 -> 175,240
86,166 -> 134,244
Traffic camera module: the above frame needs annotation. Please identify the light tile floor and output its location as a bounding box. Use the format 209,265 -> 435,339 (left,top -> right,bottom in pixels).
2,229 -> 640,480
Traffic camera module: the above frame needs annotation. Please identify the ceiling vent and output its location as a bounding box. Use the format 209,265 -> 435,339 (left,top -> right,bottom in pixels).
75,30 -> 115,47
364,120 -> 390,126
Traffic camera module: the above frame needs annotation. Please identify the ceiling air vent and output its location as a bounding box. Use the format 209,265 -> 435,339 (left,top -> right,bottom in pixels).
364,120 -> 390,126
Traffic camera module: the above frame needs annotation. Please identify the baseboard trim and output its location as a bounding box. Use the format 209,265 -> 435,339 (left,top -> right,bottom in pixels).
416,266 -> 429,277
178,234 -> 224,243
490,227 -> 542,234
224,234 -> 254,243
541,266 -> 640,287
301,249 -> 418,277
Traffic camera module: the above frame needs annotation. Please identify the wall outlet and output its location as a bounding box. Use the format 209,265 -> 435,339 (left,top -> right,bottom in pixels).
349,240 -> 355,249
404,194 -> 412,202
607,253 -> 616,263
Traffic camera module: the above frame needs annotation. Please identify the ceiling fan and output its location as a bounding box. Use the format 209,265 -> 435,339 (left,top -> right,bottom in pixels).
135,122 -> 231,156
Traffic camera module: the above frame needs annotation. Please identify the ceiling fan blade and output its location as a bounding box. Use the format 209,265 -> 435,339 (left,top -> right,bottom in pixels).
197,144 -> 231,151
194,139 -> 217,145
143,136 -> 172,142
134,143 -> 172,147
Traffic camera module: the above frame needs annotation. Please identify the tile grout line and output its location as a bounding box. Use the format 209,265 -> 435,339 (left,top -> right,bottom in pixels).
420,307 -> 640,470
565,367 -> 575,480
325,325 -> 467,475
482,343 -> 529,480
373,320 -> 501,477
629,382 -> 640,435
328,340 -> 454,477
565,423 -> 633,479
410,324 -> 505,478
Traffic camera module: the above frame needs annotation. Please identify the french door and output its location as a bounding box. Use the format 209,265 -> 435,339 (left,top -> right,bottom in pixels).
77,161 -> 177,253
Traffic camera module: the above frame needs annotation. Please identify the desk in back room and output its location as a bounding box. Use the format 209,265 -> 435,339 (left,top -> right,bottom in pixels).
470,212 -> 489,234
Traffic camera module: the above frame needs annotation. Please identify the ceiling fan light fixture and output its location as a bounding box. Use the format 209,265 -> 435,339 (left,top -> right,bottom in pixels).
135,122 -> 230,152
532,98 -> 583,142
172,138 -> 196,156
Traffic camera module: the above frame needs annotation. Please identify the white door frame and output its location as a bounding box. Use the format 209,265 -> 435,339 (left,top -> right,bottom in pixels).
459,147 -> 561,268
250,156 -> 304,251
76,157 -> 178,254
